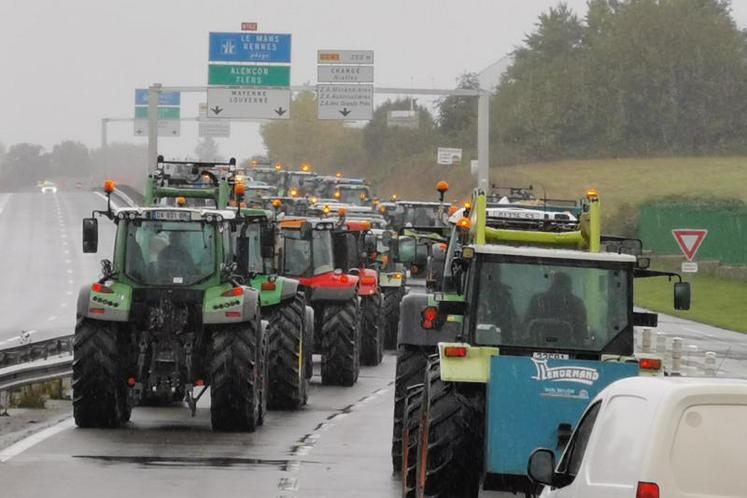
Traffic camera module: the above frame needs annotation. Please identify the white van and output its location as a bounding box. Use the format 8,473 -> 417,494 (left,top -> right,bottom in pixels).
527,377 -> 747,498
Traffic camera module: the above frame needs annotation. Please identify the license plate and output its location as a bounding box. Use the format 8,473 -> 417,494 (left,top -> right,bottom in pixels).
532,352 -> 570,360
152,210 -> 191,221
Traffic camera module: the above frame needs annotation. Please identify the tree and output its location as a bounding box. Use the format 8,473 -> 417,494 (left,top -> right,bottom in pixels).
436,72 -> 479,149
194,137 -> 223,161
49,141 -> 91,178
1,143 -> 49,190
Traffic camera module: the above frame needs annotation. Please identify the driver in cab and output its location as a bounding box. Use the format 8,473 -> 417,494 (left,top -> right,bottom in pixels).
525,271 -> 588,346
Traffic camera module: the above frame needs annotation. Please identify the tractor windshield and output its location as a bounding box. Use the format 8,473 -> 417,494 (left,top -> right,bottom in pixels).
252,170 -> 280,185
124,220 -> 216,286
470,256 -> 631,353
282,229 -> 334,276
339,187 -> 370,205
395,205 -> 439,227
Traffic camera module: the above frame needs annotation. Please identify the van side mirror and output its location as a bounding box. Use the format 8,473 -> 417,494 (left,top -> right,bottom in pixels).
674,281 -> 691,310
236,236 -> 250,275
527,448 -> 557,486
82,218 -> 98,253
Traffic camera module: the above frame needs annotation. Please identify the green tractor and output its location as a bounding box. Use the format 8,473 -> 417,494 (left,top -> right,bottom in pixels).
75,175 -> 266,431
147,157 -> 311,410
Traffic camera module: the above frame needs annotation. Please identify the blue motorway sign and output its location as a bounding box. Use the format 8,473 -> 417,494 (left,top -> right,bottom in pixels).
209,32 -> 291,63
135,89 -> 181,106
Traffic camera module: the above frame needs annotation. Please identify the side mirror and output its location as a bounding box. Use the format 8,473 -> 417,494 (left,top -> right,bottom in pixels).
82,218 -> 98,253
637,257 -> 651,269
300,221 -> 313,239
527,448 -> 557,487
260,225 -> 275,259
236,236 -> 250,275
674,281 -> 691,310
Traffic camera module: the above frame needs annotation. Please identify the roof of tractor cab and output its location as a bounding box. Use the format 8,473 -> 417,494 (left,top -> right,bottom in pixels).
396,201 -> 442,207
471,244 -> 637,263
115,206 -> 237,220
279,217 -> 335,229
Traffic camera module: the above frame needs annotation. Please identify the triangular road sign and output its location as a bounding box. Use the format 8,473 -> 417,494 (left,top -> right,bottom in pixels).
672,229 -> 708,261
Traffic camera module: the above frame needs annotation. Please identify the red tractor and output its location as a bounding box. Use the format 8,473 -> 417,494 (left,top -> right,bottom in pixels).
277,218 -> 362,386
331,216 -> 384,366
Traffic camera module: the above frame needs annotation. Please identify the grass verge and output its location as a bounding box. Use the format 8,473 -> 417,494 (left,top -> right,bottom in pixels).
635,274 -> 747,333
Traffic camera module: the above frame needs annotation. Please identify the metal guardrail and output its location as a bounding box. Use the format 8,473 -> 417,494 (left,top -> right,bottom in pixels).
0,355 -> 72,393
0,334 -> 74,369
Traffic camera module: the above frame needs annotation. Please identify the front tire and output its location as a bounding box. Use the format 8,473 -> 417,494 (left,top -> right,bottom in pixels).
382,287 -> 403,350
267,294 -> 307,410
209,320 -> 262,432
360,294 -> 383,366
73,318 -> 127,428
392,345 -> 432,473
320,298 -> 360,386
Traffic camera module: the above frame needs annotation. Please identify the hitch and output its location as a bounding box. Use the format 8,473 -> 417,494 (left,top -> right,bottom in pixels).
185,384 -> 208,417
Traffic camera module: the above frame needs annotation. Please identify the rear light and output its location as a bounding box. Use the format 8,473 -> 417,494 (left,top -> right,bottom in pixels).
361,275 -> 376,286
127,377 -> 136,387
444,346 -> 468,358
339,274 -> 349,283
91,283 -> 113,294
195,379 -> 205,387
222,287 -> 243,297
639,358 -> 662,371
89,308 -> 106,314
261,281 -> 276,291
636,482 -> 659,498
421,306 -> 439,329
225,311 -> 241,318
392,272 -> 402,280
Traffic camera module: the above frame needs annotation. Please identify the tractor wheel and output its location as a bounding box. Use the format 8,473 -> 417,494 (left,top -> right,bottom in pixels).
360,293 -> 383,366
73,318 -> 127,428
304,306 -> 314,380
257,321 -> 268,426
416,358 -> 484,498
267,294 -> 307,410
320,298 -> 360,386
209,319 -> 261,432
392,345 -> 432,473
401,384 -> 424,497
382,288 -> 403,350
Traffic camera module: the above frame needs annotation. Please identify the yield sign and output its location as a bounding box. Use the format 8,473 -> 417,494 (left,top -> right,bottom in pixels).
672,229 -> 708,261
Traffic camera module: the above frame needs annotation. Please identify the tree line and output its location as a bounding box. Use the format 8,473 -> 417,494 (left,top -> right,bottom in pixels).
261,0 -> 747,183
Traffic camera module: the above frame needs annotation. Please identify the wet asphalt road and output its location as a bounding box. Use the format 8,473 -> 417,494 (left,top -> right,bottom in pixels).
0,191 -> 115,346
1,191 -> 747,497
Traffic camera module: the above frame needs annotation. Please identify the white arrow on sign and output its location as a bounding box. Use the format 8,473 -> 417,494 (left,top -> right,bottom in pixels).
317,84 -> 373,120
207,87 -> 290,120
133,120 -> 180,137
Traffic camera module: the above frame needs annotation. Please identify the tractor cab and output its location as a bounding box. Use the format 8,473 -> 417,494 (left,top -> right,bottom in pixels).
280,169 -> 317,198
249,166 -> 283,187
391,201 -> 446,230
332,183 -> 372,206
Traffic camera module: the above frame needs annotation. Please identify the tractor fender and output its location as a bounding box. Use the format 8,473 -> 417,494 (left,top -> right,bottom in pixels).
204,285 -> 261,324
397,292 -> 461,347
277,277 -> 300,302
308,286 -> 357,303
77,284 -> 129,322
356,268 -> 379,297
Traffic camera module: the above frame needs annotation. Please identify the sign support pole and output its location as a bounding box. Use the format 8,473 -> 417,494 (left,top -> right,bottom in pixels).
477,90 -> 490,192
147,83 -> 161,173
100,118 -> 109,148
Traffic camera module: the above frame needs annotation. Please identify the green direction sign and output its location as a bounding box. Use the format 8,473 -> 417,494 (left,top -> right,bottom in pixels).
208,64 -> 290,87
134,106 -> 181,120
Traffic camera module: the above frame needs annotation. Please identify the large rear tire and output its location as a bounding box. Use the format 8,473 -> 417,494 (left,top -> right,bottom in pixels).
392,345 -> 432,473
401,384 -> 424,497
209,319 -> 262,432
73,318 -> 127,428
360,294 -> 383,366
320,298 -> 360,386
382,287 -> 403,350
416,359 -> 484,498
267,294 -> 307,410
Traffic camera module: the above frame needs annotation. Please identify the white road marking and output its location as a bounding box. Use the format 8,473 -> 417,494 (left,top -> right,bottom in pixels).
65,290 -> 73,296
0,193 -> 12,216
0,418 -> 75,463
68,279 -> 74,285
47,315 -> 57,321
66,269 -> 73,274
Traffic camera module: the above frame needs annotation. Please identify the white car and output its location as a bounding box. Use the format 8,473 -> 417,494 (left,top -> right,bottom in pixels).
40,181 -> 57,194
528,376 -> 747,498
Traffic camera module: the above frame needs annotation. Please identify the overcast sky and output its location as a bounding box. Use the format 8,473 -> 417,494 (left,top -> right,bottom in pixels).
3,0 -> 747,160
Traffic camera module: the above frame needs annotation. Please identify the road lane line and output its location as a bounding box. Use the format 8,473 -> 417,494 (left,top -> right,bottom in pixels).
0,418 -> 75,463
47,315 -> 57,321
